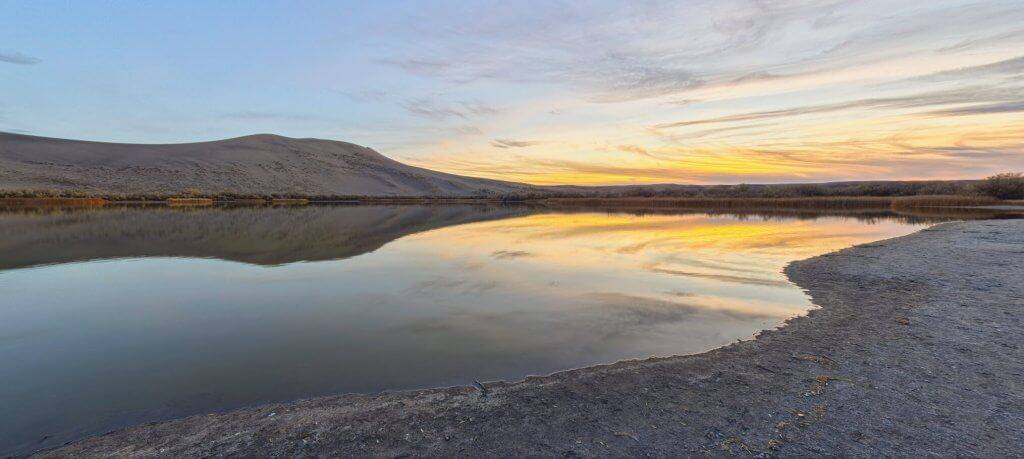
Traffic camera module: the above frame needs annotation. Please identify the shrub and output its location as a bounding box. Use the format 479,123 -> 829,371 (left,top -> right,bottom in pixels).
975,173 -> 1024,200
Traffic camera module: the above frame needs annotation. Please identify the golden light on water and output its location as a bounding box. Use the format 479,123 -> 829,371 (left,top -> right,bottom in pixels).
405,212 -> 924,318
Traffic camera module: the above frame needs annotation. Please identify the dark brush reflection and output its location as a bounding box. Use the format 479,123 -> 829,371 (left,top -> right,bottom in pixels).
0,204 -> 535,271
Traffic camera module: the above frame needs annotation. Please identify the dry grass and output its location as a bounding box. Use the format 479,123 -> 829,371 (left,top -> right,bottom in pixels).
890,195 -> 998,209
271,198 -> 309,205
889,206 -> 1013,220
0,197 -> 108,207
166,197 -> 214,206
229,199 -> 268,204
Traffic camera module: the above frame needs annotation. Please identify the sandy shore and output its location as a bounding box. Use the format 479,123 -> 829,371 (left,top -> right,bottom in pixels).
41,219 -> 1023,457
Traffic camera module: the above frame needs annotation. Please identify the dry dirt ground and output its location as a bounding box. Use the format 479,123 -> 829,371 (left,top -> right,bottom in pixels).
40,219 -> 1023,457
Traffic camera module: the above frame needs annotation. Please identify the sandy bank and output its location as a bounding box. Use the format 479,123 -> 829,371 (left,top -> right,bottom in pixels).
40,220 -> 1024,457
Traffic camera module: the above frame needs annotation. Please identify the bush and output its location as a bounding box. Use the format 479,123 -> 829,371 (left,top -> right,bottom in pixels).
975,173 -> 1024,200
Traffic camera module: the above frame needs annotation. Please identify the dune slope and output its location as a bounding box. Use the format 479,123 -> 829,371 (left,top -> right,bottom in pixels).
0,133 -> 534,196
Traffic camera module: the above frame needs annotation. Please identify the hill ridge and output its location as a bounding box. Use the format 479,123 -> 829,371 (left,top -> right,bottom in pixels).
0,132 -> 532,197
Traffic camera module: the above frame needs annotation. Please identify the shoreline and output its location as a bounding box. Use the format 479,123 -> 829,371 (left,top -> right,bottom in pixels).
39,219 -> 1024,456
0,194 -> 1011,207
2,197 -> 1021,224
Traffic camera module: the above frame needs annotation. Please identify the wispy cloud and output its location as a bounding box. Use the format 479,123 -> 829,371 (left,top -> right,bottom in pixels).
477,156 -> 723,183
403,99 -> 466,120
618,144 -> 654,158
908,55 -> 1024,82
0,51 -> 40,65
491,250 -> 532,259
491,138 -> 545,149
667,122 -> 780,141
652,86 -> 1023,129
403,99 -> 500,120
376,58 -> 453,77
927,100 -> 1024,116
664,99 -> 701,107
452,125 -> 483,135
584,63 -> 705,103
380,1 -> 1020,103
936,29 -> 1024,53
459,100 -> 500,116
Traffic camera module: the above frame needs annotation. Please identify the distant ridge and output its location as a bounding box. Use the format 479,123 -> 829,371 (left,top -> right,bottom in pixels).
0,132 -> 535,197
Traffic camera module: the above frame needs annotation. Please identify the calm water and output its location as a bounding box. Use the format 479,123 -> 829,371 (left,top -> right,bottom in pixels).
0,205 -> 948,454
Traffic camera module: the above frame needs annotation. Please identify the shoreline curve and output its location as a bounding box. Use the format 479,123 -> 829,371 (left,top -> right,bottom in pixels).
39,219 -> 1024,457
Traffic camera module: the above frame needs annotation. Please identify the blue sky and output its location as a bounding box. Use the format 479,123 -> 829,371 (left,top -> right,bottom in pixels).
2,0 -> 1023,184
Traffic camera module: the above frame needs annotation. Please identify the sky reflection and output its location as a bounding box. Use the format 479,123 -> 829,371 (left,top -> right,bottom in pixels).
0,207 -> 927,455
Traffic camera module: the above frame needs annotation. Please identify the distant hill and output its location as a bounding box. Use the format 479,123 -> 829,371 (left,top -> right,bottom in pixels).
0,133 -> 535,197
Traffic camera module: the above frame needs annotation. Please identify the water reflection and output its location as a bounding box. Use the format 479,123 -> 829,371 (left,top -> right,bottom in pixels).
0,205 -> 532,270
0,205 -> 981,455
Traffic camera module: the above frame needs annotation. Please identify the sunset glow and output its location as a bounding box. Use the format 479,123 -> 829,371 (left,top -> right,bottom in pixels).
2,1 -> 1022,184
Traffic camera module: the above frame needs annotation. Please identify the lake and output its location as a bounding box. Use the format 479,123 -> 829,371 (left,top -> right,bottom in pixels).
0,204 -> 958,455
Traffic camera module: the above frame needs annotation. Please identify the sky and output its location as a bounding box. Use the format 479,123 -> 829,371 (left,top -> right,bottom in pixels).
1,0 -> 1023,185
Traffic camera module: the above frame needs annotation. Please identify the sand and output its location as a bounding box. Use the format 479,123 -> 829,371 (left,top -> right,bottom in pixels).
0,133 -> 532,197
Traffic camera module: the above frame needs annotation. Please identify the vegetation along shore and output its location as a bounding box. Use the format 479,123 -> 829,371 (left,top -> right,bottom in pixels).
3,174 -> 1023,212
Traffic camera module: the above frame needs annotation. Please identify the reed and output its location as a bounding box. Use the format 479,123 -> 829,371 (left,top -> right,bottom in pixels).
271,198 -> 310,205
229,198 -> 269,204
0,197 -> 108,207
890,195 -> 998,209
166,197 -> 214,206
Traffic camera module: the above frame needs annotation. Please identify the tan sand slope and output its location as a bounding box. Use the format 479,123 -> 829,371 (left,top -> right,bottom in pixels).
0,133 -> 535,196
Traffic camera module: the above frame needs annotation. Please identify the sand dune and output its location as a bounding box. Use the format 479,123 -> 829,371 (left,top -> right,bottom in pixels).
0,133 -> 535,196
